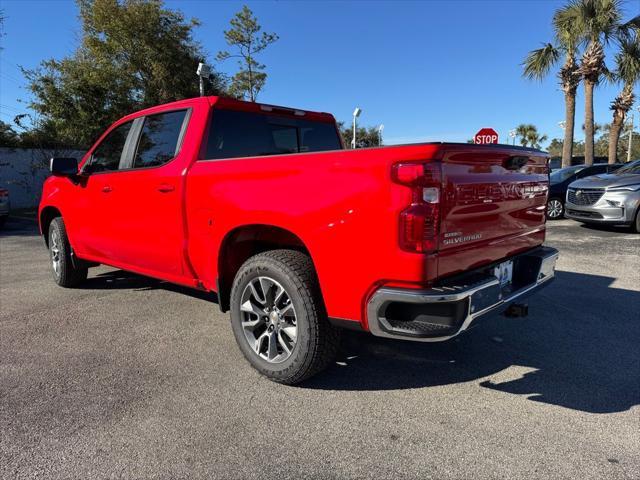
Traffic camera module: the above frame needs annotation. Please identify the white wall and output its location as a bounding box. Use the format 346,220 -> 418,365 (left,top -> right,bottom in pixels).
0,147 -> 85,209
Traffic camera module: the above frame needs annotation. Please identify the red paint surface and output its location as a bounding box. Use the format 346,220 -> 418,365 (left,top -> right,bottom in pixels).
39,96 -> 549,329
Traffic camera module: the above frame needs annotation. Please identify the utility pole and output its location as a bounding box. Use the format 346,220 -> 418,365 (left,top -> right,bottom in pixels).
351,107 -> 361,149
627,112 -> 634,164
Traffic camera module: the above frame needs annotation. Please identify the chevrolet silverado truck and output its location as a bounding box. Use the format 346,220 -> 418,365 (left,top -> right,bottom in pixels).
39,96 -> 558,384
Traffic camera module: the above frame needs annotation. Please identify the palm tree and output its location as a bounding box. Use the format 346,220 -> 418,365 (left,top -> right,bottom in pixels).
515,124 -> 548,149
573,0 -> 622,165
608,31 -> 640,163
523,4 -> 582,168
582,122 -> 604,135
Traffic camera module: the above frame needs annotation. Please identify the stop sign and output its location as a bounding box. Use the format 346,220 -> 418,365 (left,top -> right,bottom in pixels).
474,128 -> 499,145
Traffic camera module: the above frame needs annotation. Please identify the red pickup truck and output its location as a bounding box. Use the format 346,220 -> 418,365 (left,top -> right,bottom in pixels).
39,96 -> 558,384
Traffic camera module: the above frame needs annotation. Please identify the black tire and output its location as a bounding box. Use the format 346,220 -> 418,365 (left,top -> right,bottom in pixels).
230,249 -> 340,385
0,216 -> 6,228
48,217 -> 88,287
547,197 -> 564,220
633,208 -> 640,233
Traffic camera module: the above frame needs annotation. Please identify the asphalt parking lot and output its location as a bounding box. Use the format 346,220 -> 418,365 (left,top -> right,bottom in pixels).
1,217 -> 638,479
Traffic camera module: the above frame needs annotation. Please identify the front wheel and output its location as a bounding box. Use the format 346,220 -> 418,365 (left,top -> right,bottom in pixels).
230,250 -> 340,385
547,198 -> 564,220
48,217 -> 88,287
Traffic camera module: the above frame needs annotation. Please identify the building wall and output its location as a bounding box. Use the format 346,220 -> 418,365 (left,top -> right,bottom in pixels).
0,147 -> 85,209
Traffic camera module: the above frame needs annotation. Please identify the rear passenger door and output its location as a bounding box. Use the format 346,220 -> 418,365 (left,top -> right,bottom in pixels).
101,109 -> 191,278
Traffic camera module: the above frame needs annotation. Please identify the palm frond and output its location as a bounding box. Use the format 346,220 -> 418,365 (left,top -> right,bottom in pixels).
616,15 -> 640,41
573,0 -> 623,44
523,43 -> 560,80
615,35 -> 640,86
553,3 -> 583,51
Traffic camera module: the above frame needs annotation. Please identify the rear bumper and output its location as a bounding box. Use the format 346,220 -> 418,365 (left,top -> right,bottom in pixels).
367,246 -> 558,342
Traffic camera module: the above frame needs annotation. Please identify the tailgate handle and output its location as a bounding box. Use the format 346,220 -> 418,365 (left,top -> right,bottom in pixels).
504,156 -> 529,170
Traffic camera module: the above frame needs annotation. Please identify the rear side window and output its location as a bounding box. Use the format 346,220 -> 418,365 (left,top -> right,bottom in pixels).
578,164 -> 607,178
89,121 -> 133,172
204,109 -> 340,160
134,110 -> 188,168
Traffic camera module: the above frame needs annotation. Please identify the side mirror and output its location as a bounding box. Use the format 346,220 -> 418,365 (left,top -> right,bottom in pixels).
50,157 -> 79,176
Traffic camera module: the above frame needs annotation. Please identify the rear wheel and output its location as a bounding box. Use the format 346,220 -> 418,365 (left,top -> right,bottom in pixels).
633,208 -> 640,233
48,217 -> 88,287
230,250 -> 340,384
547,198 -> 564,220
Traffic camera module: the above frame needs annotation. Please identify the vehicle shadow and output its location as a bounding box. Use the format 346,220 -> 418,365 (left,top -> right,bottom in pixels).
83,270 -> 218,303
58,264 -> 640,414
302,270 -> 640,414
578,222 -> 635,234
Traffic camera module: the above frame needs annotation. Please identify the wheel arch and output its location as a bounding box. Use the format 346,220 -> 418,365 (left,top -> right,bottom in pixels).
216,224 -> 315,312
39,206 -> 63,247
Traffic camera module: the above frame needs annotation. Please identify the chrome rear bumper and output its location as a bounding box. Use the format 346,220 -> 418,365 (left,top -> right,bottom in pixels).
367,247 -> 559,342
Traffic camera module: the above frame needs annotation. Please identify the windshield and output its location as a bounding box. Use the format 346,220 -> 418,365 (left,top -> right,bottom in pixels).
550,165 -> 584,184
614,160 -> 640,175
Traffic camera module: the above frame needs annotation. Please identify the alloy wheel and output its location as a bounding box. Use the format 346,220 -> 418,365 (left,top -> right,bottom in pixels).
50,229 -> 61,276
240,276 -> 298,363
548,199 -> 563,219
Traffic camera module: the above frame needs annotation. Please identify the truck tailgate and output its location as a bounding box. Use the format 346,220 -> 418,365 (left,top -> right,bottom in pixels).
437,145 -> 549,278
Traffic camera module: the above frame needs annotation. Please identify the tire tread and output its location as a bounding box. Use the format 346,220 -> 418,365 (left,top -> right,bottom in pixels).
49,217 -> 88,287
231,249 -> 340,384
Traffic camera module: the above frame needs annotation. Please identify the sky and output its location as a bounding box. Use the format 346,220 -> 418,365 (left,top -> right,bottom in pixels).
0,0 -> 638,147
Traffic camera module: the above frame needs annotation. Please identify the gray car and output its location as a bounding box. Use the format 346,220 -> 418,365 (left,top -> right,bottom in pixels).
565,159 -> 640,232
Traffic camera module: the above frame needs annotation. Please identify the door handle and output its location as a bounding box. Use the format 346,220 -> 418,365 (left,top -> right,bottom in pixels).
102,185 -> 112,193
157,183 -> 175,193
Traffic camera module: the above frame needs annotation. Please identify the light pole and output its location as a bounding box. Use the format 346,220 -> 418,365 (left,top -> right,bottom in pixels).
377,124 -> 384,146
351,107 -> 362,149
196,62 -> 211,97
627,111 -> 636,164
509,129 -> 517,146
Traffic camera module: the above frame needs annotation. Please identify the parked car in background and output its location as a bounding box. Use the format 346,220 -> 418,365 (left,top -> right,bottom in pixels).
548,156 -> 609,172
0,188 -> 10,227
547,163 -> 622,219
565,159 -> 640,232
38,96 -> 558,384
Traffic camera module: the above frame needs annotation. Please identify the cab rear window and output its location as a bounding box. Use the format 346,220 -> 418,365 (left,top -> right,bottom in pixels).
204,109 -> 341,160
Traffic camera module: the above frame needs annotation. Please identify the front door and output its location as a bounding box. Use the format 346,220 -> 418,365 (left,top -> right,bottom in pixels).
70,119 -> 136,260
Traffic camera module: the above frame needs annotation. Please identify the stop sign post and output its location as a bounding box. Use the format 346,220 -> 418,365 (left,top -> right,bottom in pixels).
474,128 -> 499,145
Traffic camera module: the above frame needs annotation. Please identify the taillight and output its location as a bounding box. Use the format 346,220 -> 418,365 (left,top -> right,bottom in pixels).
392,162 -> 442,253
0,190 -> 8,198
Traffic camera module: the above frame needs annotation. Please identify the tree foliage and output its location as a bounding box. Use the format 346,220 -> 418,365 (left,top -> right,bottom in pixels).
0,120 -> 20,147
548,124 -> 640,162
523,3 -> 582,168
23,0 -> 224,148
608,27 -> 640,162
515,124 -> 548,149
217,5 -> 278,102
337,121 -> 382,149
